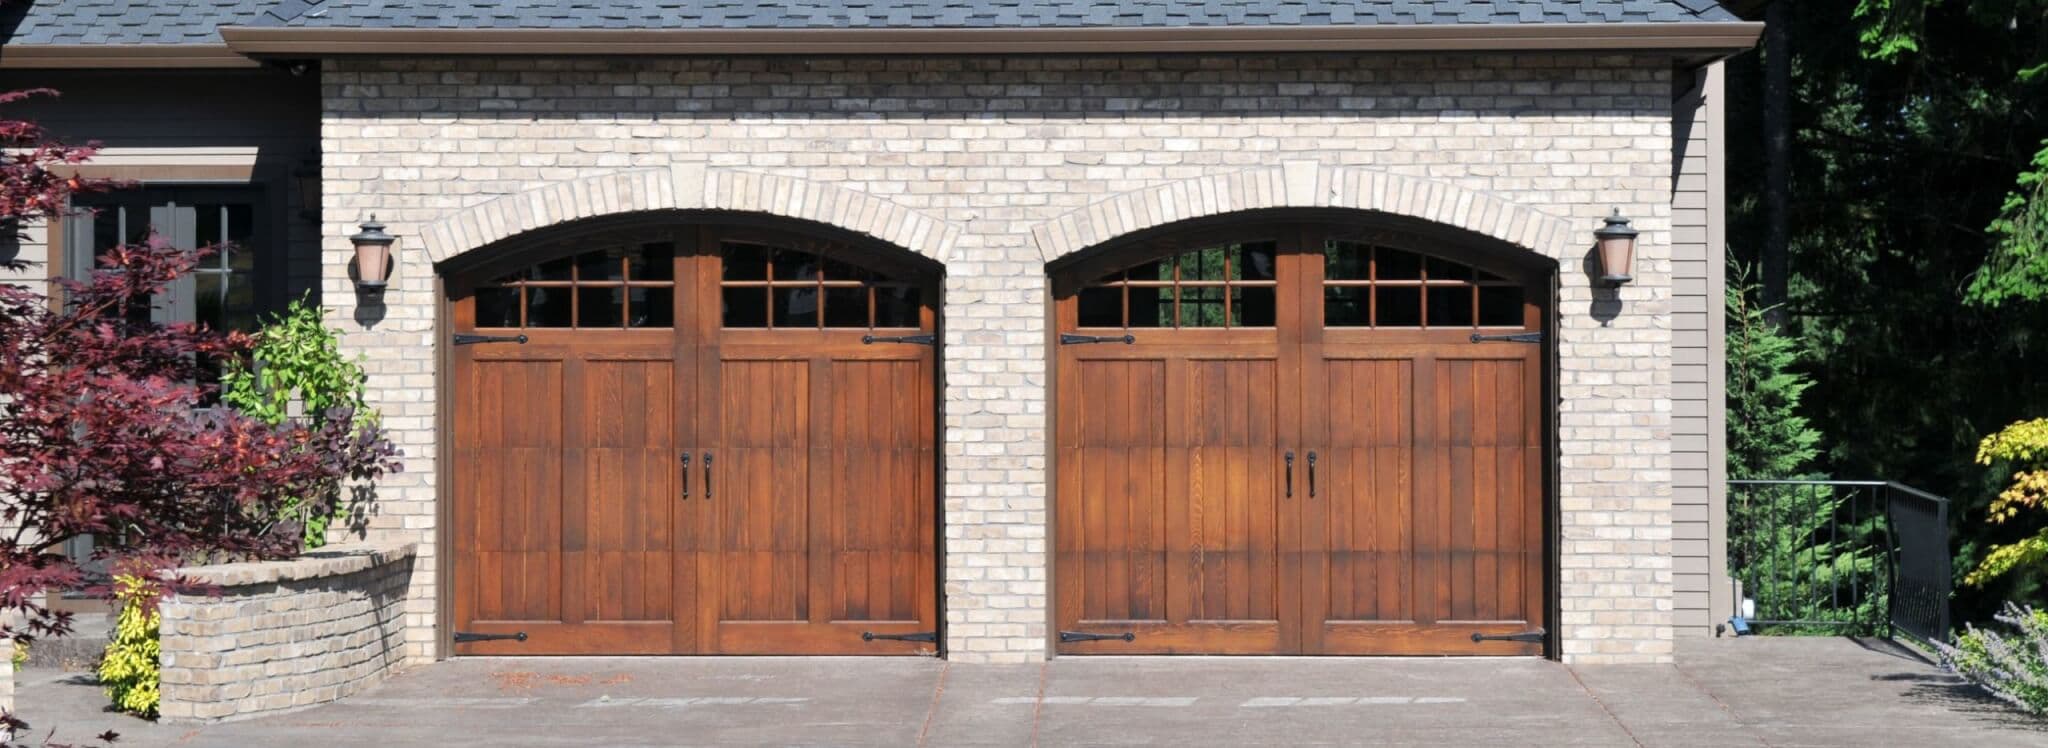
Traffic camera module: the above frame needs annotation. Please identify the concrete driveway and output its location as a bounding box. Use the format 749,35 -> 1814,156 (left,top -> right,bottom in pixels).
10,638 -> 2042,746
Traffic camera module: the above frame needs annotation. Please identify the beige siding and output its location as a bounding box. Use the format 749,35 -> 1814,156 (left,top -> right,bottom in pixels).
1671,61 -> 1730,636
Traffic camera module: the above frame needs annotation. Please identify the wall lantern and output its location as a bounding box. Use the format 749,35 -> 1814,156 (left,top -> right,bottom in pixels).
1594,209 -> 1639,287
348,216 -> 396,292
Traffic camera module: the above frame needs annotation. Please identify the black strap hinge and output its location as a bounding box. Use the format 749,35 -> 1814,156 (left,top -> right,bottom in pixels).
861,334 -> 936,346
862,630 -> 938,643
1470,628 -> 1545,644
454,631 -> 528,644
1058,630 -> 1136,643
1060,333 -> 1135,346
1469,332 -> 1542,344
453,333 -> 530,346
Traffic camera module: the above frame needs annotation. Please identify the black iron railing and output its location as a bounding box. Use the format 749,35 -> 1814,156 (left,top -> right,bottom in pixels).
1726,480 -> 1952,644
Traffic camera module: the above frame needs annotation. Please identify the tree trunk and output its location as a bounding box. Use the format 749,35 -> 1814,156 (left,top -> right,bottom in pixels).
1763,0 -> 1792,318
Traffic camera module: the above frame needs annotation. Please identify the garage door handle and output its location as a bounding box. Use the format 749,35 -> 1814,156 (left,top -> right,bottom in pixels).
702,452 -> 713,500
679,453 -> 690,499
1284,451 -> 1295,498
1307,451 -> 1318,498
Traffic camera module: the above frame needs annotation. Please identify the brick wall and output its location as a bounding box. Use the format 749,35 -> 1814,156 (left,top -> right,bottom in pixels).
322,53 -> 1681,664
157,541 -> 414,723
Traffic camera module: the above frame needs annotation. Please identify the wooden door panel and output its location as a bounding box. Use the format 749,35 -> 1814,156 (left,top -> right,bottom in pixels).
1314,358 -> 1416,628
821,358 -> 933,626
711,358 -> 811,627
1056,354 -> 1287,654
1419,355 -> 1541,650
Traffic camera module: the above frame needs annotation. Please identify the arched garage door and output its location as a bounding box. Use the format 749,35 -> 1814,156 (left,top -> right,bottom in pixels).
447,221 -> 939,655
1053,221 -> 1550,656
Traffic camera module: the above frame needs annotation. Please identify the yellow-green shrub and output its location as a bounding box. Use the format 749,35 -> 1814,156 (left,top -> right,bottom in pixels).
98,575 -> 161,718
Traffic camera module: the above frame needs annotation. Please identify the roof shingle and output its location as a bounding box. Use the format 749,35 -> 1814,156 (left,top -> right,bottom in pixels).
3,1 -> 1744,47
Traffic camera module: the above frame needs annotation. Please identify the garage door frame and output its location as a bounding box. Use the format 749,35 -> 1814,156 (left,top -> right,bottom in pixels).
432,211 -> 947,659
1043,209 -> 1561,659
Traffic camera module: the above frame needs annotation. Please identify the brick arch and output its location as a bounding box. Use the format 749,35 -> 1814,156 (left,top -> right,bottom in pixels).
1029,161 -> 1578,264
419,164 -> 965,266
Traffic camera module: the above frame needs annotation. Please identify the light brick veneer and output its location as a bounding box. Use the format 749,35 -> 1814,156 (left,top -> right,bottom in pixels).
323,53 -> 1679,664
157,541 -> 414,723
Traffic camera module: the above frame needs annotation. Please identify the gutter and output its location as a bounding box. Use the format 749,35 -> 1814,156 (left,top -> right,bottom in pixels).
0,44 -> 258,69
218,22 -> 1763,57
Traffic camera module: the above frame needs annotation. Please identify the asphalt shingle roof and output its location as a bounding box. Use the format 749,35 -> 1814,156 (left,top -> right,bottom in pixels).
4,1 -> 1743,47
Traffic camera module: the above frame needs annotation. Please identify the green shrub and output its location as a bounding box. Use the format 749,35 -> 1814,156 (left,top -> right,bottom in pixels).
98,575 -> 161,718
1940,601 -> 2048,714
219,297 -> 373,549
10,639 -> 24,672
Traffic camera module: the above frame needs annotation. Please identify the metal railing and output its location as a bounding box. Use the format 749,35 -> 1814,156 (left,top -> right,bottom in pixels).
1726,480 -> 1952,644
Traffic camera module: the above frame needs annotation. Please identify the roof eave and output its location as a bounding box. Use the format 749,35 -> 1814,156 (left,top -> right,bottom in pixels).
218,22 -> 1764,57
0,44 -> 259,69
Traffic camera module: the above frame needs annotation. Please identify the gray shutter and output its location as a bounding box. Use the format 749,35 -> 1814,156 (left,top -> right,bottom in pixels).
62,208 -> 96,285
150,203 -> 197,325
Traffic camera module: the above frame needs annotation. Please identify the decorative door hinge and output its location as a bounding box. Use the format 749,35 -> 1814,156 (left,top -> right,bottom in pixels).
453,333 -> 530,346
1058,630 -> 1136,643
1469,628 -> 1545,644
1468,332 -> 1542,344
862,630 -> 938,643
1060,333 -> 1135,345
861,334 -> 936,346
454,631 -> 529,644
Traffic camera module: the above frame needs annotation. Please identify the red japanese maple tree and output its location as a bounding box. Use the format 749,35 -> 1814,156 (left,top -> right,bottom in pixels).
0,89 -> 400,648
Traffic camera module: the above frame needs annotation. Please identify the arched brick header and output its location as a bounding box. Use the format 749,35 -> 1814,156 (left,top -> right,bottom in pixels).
1029,161 -> 1579,263
419,164 -> 965,265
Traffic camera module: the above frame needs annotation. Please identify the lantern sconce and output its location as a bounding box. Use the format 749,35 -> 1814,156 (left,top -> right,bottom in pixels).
1593,209 -> 1638,287
348,216 -> 396,293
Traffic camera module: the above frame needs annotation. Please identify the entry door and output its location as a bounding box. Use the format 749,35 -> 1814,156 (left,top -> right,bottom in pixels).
688,230 -> 940,654
1054,224 -> 1546,656
450,225 -> 938,655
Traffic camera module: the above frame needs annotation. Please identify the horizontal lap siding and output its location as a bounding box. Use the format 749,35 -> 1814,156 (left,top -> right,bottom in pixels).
1670,62 -> 1728,636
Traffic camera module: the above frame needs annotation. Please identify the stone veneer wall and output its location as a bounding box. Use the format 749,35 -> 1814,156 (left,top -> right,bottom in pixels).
322,53 -> 1682,664
157,541 -> 414,723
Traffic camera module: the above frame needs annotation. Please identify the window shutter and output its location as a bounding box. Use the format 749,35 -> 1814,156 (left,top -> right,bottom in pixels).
150,203 -> 197,325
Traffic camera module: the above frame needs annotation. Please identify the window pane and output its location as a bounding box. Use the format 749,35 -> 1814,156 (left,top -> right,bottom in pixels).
1377,286 -> 1422,327
475,287 -> 521,327
723,242 -> 769,281
226,203 -> 254,246
534,256 -> 574,282
195,272 -> 224,329
526,286 -> 573,327
578,286 -> 623,328
773,286 -> 819,327
772,248 -> 819,284
875,286 -> 921,328
1181,286 -> 1227,327
823,286 -> 868,328
629,287 -> 674,328
819,253 -> 863,282
631,242 -> 675,281
1180,248 -> 1228,281
723,287 -> 768,327
224,273 -> 257,332
1129,258 -> 1171,283
1324,286 -> 1368,327
1234,286 -> 1276,327
1479,286 -> 1525,326
1324,241 -> 1371,280
1240,242 -> 1278,281
1425,256 -> 1470,282
1128,286 -> 1170,327
1076,286 -> 1122,327
1426,286 -> 1474,327
577,248 -> 625,281
196,204 -> 223,264
1376,249 -> 1422,281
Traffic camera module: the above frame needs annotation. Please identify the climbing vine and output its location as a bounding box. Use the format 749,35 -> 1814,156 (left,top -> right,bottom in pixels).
219,298 -> 374,548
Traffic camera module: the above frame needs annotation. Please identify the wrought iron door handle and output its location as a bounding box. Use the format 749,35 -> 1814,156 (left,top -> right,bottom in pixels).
703,452 -> 713,500
680,453 -> 690,499
1284,451 -> 1295,498
1308,451 -> 1318,498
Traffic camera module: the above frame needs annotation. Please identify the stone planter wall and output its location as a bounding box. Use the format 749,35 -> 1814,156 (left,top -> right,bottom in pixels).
157,541 -> 414,723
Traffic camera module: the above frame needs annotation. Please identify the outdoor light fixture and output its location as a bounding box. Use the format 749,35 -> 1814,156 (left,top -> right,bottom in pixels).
349,216 -> 396,292
1593,209 -> 1639,286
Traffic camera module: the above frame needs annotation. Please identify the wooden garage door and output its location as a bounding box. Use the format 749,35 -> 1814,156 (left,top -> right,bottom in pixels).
450,225 -> 938,655
1054,224 -> 1547,656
